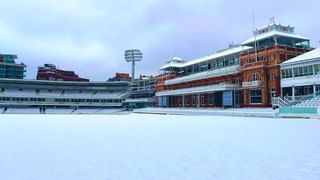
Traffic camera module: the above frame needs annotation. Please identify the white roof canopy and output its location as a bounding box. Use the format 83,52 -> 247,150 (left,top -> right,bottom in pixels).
160,46 -> 252,70
242,30 -> 309,45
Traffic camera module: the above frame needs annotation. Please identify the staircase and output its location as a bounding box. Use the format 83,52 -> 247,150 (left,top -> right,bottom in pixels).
294,95 -> 320,107
273,91 -> 320,118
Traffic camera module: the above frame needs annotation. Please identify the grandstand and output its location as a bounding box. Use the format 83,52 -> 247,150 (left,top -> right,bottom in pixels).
0,78 -> 130,113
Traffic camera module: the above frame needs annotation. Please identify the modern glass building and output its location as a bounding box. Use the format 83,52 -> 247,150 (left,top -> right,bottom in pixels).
0,54 -> 26,79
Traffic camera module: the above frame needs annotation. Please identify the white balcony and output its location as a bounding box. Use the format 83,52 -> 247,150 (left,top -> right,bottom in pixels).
242,81 -> 262,88
164,65 -> 240,86
156,83 -> 240,96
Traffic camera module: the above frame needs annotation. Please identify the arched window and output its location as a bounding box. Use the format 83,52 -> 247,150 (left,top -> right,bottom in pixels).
251,73 -> 260,81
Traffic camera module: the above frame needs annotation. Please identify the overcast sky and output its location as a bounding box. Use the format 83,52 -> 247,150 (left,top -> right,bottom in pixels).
0,0 -> 319,80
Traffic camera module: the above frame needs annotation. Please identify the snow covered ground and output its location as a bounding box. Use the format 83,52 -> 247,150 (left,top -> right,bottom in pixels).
0,114 -> 319,180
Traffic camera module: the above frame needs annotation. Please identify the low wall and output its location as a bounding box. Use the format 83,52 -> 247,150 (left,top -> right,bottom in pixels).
134,108 -> 276,118
279,107 -> 318,114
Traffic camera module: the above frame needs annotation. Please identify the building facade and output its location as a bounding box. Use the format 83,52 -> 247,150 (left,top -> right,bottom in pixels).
280,47 -> 320,100
124,75 -> 156,109
37,64 -> 89,82
156,22 -> 311,108
108,73 -> 131,81
0,54 -> 26,79
240,23 -> 310,107
0,78 -> 129,109
156,46 -> 252,108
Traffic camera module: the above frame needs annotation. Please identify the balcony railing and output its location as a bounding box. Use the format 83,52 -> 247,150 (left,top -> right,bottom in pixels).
165,65 -> 239,86
242,80 -> 262,88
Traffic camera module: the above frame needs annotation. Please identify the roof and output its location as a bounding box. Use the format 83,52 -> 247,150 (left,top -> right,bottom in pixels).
160,45 -> 252,70
0,78 -> 129,87
242,30 -> 309,45
281,47 -> 320,66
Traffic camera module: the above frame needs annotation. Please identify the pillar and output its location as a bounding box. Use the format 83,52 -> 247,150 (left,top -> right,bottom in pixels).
292,86 -> 295,101
182,95 -> 185,108
197,94 -> 200,108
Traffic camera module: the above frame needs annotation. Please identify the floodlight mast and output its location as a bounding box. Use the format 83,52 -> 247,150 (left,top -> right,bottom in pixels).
124,49 -> 143,82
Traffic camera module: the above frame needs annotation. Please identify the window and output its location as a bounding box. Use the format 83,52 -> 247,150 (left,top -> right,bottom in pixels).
200,63 -> 208,72
281,69 -> 293,79
294,86 -> 313,96
187,66 -> 193,74
200,95 -> 205,105
178,97 -> 182,105
251,73 -> 260,81
0,88 -> 4,92
270,55 -> 275,61
1,97 -> 10,101
185,96 -> 190,105
314,64 -> 320,75
293,65 -> 313,77
269,74 -> 275,81
193,64 -> 199,73
250,89 -> 262,104
192,95 -> 196,106
282,87 -> 292,97
208,94 -> 214,105
207,63 -> 212,70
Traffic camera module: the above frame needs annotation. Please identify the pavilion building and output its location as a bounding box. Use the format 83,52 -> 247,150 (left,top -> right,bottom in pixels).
156,21 -> 312,108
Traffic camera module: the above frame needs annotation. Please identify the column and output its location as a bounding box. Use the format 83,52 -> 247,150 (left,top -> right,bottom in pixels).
274,36 -> 278,45
197,94 -> 200,108
182,95 -> 185,108
313,85 -> 316,97
292,86 -> 295,101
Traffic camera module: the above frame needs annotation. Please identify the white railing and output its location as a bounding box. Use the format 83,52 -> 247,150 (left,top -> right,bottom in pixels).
273,91 -> 320,108
164,65 -> 239,85
242,80 -> 262,88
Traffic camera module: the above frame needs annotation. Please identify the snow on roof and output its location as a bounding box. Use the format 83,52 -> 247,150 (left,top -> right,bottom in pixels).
160,57 -> 186,70
242,30 -> 309,45
160,46 -> 252,70
281,47 -> 320,66
256,22 -> 291,31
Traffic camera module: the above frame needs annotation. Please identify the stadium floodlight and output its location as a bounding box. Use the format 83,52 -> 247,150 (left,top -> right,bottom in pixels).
125,49 -> 143,81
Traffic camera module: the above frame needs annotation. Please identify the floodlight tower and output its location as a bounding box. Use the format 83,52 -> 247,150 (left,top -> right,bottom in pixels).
124,49 -> 143,81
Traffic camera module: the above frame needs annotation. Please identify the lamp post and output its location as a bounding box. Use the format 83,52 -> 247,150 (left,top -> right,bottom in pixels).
124,49 -> 143,82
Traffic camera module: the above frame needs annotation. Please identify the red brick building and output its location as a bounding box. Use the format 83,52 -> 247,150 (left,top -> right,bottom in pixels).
37,64 -> 89,82
156,22 -> 311,108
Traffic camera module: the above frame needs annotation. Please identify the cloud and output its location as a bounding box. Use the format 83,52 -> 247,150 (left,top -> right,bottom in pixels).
0,0 -> 319,80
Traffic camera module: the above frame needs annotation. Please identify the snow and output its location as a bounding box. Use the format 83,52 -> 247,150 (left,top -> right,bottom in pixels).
242,30 -> 309,45
135,107 -> 277,118
0,114 -> 319,180
160,46 -> 252,70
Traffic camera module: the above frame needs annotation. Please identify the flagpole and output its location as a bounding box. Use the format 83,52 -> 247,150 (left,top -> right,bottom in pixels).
252,11 -> 258,62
